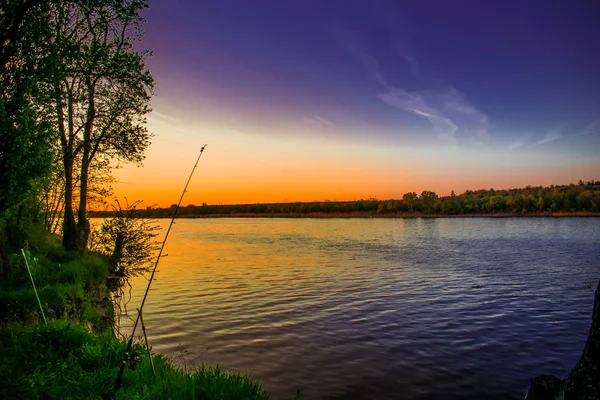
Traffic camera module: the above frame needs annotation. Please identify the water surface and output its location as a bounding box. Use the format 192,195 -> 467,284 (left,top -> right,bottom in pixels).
119,218 -> 600,399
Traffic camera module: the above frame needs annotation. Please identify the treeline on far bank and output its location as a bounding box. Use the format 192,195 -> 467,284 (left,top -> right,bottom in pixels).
92,180 -> 600,218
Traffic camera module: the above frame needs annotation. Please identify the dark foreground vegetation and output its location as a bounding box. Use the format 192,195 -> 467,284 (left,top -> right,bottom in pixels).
95,181 -> 600,218
0,321 -> 269,400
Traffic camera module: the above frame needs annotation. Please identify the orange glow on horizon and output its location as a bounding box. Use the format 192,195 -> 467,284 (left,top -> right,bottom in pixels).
111,158 -> 600,208
106,111 -> 600,208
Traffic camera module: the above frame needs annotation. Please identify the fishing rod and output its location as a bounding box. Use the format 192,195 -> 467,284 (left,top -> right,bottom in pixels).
21,249 -> 47,326
114,144 -> 207,392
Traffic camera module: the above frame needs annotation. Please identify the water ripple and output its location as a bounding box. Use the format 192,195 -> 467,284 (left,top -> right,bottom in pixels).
115,218 -> 600,400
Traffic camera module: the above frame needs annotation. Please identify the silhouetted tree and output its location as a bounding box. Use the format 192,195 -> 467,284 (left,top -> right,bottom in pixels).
42,0 -> 154,250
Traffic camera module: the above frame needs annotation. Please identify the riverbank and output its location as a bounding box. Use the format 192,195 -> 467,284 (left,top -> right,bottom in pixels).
153,211 -> 600,219
0,225 -> 271,399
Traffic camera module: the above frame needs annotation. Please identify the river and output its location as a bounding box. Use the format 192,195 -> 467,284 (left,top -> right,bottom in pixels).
118,217 -> 600,399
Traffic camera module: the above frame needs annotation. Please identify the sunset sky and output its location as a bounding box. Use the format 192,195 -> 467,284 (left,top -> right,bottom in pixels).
113,0 -> 600,207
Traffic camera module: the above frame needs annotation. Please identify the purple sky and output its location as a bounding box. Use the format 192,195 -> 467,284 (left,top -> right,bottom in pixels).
115,0 -> 600,205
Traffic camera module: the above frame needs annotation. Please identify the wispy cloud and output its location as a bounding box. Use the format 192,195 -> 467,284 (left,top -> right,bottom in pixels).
334,25 -> 490,142
305,115 -> 334,126
378,89 -> 458,139
146,111 -> 187,133
509,139 -> 525,150
579,121 -> 598,136
148,111 -> 181,124
303,115 -> 334,129
533,129 -> 561,146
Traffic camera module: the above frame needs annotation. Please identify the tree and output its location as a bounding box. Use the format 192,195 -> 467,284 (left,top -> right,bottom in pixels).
420,190 -> 438,214
488,195 -> 506,212
42,0 -> 154,250
0,0 -> 54,277
402,192 -> 419,212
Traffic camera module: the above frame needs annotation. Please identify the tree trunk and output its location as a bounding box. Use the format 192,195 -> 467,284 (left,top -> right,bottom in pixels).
107,230 -> 125,290
76,157 -> 90,249
76,83 -> 94,250
110,230 -> 124,273
527,280 -> 600,399
62,154 -> 78,250
55,70 -> 78,251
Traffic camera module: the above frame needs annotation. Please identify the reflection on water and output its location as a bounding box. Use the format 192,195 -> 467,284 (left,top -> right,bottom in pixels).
117,218 -> 600,399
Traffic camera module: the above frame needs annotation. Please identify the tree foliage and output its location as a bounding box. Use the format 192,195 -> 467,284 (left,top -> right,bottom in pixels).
0,0 -> 54,213
39,0 -> 154,250
0,0 -> 55,277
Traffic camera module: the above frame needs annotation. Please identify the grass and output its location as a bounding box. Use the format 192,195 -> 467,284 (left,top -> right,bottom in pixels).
0,225 -> 273,399
0,224 -> 112,331
0,321 -> 270,400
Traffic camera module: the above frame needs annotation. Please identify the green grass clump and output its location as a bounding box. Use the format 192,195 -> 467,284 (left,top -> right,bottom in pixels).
1,225 -> 110,329
0,321 -> 270,400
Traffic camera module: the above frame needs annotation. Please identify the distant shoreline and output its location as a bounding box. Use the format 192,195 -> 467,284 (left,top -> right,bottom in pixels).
89,181 -> 600,219
145,211 -> 600,219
